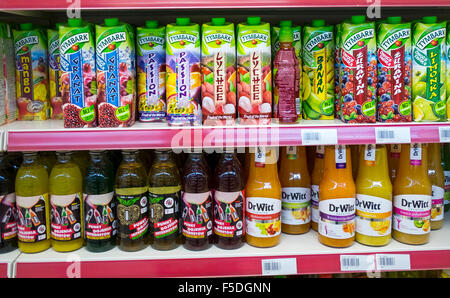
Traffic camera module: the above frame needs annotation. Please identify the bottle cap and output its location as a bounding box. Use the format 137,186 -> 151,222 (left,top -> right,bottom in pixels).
279,20 -> 292,27
104,18 -> 119,27
68,18 -> 83,27
20,23 -> 33,30
176,17 -> 190,26
351,15 -> 366,24
387,16 -> 401,24
312,19 -> 325,27
422,16 -> 437,24
211,17 -> 226,26
55,22 -> 65,29
145,20 -> 159,28
279,26 -> 293,43
247,16 -> 261,25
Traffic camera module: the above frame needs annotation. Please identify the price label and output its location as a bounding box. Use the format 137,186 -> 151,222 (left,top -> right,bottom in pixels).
439,127 -> 450,142
340,255 -> 376,272
261,258 -> 298,276
301,129 -> 337,145
375,254 -> 411,271
375,127 -> 411,144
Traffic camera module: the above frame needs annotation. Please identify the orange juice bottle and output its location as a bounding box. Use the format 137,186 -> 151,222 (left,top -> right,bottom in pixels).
318,145 -> 355,248
350,145 -> 359,181
355,144 -> 392,246
393,143 -> 432,245
311,145 -> 325,231
427,143 -> 444,230
245,147 -> 282,248
280,146 -> 311,234
388,144 -> 401,183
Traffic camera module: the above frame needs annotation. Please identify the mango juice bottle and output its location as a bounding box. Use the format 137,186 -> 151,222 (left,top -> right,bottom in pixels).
393,143 -> 432,245
355,145 -> 392,246
318,145 -> 356,248
280,146 -> 311,234
311,145 -> 325,231
15,152 -> 51,253
427,143 -> 445,230
245,147 -> 281,248
388,144 -> 401,183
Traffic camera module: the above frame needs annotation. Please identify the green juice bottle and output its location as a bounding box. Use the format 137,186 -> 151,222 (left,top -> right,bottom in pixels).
49,151 -> 83,252
15,152 -> 51,253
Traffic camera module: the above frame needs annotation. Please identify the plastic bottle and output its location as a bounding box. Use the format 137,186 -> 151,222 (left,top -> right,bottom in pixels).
115,150 -> 149,252
393,143 -> 432,245
318,145 -> 356,248
311,145 -> 325,231
280,146 -> 311,234
388,144 -> 401,183
213,150 -> 245,249
427,143 -> 445,230
443,143 -> 450,212
15,152 -> 51,253
245,147 -> 282,248
273,25 -> 299,123
0,152 -> 17,253
148,149 -> 181,250
39,151 -> 56,175
182,152 -> 213,250
355,145 -> 392,246
49,151 -> 83,252
83,150 -> 117,252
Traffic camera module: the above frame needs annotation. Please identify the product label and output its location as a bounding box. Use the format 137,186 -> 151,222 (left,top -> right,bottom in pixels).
214,190 -> 245,238
410,143 -> 422,165
246,197 -> 281,238
319,198 -> 355,239
311,185 -> 319,223
335,145 -> 346,169
181,191 -> 213,239
355,194 -> 392,237
281,187 -> 311,225
390,144 -> 401,158
393,194 -> 431,235
0,193 -> 17,243
431,185 -> 444,222
364,144 -> 376,166
149,191 -> 180,239
83,192 -> 117,240
444,171 -> 450,207
316,145 -> 325,158
255,147 -> 266,167
286,146 -> 297,159
16,194 -> 49,243
116,192 -> 149,240
50,193 -> 82,241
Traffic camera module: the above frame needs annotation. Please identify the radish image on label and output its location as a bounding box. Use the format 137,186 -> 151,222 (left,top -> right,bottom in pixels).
246,197 -> 281,238
355,194 -> 392,237
318,198 -> 355,239
281,187 -> 311,225
393,194 -> 431,235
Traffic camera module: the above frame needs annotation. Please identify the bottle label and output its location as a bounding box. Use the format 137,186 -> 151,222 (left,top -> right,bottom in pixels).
319,198 -> 355,239
431,185 -> 444,222
286,146 -> 297,160
0,193 -> 17,243
444,171 -> 450,206
83,192 -> 117,240
355,194 -> 392,237
311,185 -> 319,223
281,187 -> 311,225
335,145 -> 346,169
246,197 -> 281,238
390,144 -> 401,158
316,145 -> 324,158
409,143 -> 422,166
214,190 -> 245,238
50,193 -> 83,241
16,194 -> 49,243
393,194 -> 431,235
117,192 -> 149,240
364,144 -> 376,166
149,191 -> 180,239
181,191 -> 213,239
255,147 -> 266,168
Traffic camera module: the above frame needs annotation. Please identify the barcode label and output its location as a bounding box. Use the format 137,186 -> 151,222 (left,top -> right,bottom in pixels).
375,127 -> 411,144
340,255 -> 375,272
439,127 -> 450,142
301,129 -> 337,145
261,258 -> 297,276
376,254 -> 410,271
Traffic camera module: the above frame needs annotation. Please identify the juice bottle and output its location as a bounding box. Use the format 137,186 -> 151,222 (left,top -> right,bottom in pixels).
388,144 -> 401,183
83,150 -> 117,252
115,150 -> 149,252
15,152 -> 51,253
393,143 -> 432,244
213,150 -> 245,249
443,143 -> 450,212
427,143 -> 444,230
351,145 -> 359,180
355,144 -> 392,246
148,149 -> 181,250
245,147 -> 282,248
40,151 -> 56,175
318,145 -> 356,248
279,146 -> 311,234
0,152 -> 17,253
49,151 -> 83,252
1,23 -> 17,123
311,145 -> 325,231
181,152 -> 213,250
47,24 -> 63,119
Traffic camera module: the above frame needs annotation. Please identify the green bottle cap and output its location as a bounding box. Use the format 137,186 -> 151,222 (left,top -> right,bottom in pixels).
55,22 -> 65,29
145,20 -> 159,28
279,20 -> 292,27
20,23 -> 33,30
387,16 -> 401,24
422,16 -> 437,24
312,19 -> 325,27
68,18 -> 83,27
176,17 -> 190,26
104,18 -> 119,27
351,15 -> 366,24
279,26 -> 293,43
247,16 -> 261,25
211,18 -> 226,26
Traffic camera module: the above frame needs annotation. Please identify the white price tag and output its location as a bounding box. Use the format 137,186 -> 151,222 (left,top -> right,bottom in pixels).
301,129 -> 337,145
375,254 -> 411,271
439,127 -> 450,142
261,258 -> 297,276
340,255 -> 376,272
375,127 -> 411,144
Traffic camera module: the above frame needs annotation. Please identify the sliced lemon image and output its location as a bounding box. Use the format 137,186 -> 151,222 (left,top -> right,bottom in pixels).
413,96 -> 438,121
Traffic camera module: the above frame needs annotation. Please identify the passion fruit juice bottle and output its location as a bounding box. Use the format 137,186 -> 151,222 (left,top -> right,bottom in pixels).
49,151 -> 83,252
115,150 -> 149,252
15,152 -> 51,253
427,143 -> 445,230
0,152 -> 17,253
148,149 -> 181,250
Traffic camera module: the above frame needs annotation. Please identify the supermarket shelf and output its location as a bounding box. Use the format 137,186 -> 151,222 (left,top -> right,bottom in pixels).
4,120 -> 450,151
0,250 -> 21,278
13,217 -> 450,278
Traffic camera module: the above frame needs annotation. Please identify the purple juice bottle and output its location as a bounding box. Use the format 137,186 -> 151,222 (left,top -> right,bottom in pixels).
274,25 -> 299,124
